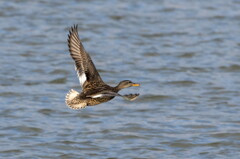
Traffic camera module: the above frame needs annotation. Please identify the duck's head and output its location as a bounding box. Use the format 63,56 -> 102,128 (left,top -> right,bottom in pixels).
116,80 -> 140,90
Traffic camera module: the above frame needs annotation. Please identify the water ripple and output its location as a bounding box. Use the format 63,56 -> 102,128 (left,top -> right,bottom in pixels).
1,0 -> 240,158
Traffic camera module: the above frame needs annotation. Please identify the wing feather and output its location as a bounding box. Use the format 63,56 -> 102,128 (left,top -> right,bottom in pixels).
68,24 -> 104,88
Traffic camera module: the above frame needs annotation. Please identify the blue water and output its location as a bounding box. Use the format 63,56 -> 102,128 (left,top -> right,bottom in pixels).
1,0 -> 240,158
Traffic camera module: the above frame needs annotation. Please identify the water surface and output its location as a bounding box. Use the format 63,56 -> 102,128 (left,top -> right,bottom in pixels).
1,0 -> 240,158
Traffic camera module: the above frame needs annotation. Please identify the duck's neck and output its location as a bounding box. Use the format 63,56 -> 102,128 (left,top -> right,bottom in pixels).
114,84 -> 122,92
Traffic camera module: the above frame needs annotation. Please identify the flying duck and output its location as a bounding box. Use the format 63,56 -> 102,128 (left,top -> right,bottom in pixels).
65,25 -> 140,109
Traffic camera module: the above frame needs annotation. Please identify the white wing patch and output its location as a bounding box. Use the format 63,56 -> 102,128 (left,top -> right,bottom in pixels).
76,67 -> 87,87
79,73 -> 86,87
90,94 -> 104,98
86,91 -> 120,98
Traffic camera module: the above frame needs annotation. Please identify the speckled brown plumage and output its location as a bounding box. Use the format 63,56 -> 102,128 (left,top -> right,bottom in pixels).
65,24 -> 140,109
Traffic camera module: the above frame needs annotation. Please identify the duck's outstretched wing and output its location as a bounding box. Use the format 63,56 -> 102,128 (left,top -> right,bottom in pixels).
86,91 -> 121,98
68,24 -> 104,89
86,90 -> 140,101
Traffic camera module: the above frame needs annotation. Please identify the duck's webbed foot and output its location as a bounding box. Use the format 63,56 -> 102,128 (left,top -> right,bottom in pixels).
122,93 -> 140,101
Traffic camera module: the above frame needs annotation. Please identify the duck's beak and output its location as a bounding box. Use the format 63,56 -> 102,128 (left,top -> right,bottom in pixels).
132,83 -> 140,87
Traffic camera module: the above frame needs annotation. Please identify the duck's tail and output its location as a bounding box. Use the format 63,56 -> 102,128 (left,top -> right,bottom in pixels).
65,89 -> 87,109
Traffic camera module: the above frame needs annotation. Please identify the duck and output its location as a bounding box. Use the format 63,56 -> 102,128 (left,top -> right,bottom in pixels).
65,25 -> 140,109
